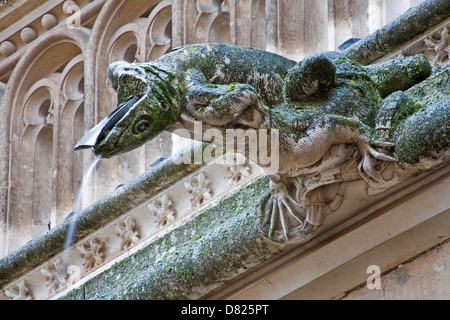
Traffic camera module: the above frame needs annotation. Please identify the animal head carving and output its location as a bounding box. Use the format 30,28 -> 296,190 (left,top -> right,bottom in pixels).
75,61 -> 180,158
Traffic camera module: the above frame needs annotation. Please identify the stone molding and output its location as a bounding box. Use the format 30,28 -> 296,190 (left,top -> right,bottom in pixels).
208,164 -> 450,300
0,145 -> 263,299
376,16 -> 450,66
343,0 -> 450,64
0,0 -> 449,300
0,0 -> 424,258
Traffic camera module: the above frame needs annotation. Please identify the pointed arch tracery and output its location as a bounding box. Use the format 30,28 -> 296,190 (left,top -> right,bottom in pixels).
2,27 -> 90,253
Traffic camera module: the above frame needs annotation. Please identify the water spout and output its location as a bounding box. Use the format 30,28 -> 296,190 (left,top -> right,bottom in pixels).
62,155 -> 102,274
71,155 -> 102,213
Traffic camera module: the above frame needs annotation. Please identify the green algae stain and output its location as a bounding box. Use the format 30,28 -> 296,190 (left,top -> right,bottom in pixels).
61,177 -> 276,300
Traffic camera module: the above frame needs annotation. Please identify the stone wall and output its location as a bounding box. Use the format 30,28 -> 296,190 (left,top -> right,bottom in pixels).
1,0 -> 449,301
0,0 -> 423,258
343,239 -> 449,300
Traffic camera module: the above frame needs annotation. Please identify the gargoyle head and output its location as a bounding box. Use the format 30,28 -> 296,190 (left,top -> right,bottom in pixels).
74,61 -> 180,158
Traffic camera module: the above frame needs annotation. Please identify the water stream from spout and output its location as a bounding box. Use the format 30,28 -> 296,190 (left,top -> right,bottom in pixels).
62,155 -> 102,275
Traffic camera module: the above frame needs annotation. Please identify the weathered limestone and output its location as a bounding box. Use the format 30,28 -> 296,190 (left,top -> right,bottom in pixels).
0,0 -> 423,258
0,0 -> 449,301
77,43 -> 447,247
342,239 -> 449,300
63,23 -> 450,299
63,176 -> 277,300
344,0 -> 450,64
0,142 -> 268,299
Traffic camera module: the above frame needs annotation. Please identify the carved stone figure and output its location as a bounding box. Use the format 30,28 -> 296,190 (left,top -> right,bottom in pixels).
75,43 -> 449,243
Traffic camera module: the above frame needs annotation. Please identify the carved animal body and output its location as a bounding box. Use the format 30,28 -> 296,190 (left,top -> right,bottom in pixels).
75,44 -> 297,156
75,43 -> 448,243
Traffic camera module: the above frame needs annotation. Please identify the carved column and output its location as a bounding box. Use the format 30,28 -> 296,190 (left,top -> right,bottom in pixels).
172,0 -> 185,48
266,0 -> 329,59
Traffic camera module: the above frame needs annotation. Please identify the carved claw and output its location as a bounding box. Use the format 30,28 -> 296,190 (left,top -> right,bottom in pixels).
358,143 -> 396,183
371,139 -> 396,149
268,181 -> 303,240
261,180 -> 325,243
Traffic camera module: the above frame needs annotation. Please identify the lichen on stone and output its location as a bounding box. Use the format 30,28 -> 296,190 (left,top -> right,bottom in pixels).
60,177 -> 280,300
396,97 -> 450,164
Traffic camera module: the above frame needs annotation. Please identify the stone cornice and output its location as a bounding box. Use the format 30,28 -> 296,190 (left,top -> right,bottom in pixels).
0,143 -> 266,299
344,0 -> 450,64
0,0 -> 449,300
207,164 -> 450,300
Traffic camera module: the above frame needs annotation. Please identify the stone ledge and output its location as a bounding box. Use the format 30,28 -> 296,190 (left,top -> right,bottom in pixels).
344,0 -> 450,64
0,141 -> 266,300
0,143 -> 220,289
205,164 -> 450,299
1,0 -> 449,300
61,176 -> 280,300
1,143 -> 448,300
56,161 -> 449,300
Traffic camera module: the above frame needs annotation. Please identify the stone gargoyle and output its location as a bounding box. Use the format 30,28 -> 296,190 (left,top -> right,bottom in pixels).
75,43 -> 450,243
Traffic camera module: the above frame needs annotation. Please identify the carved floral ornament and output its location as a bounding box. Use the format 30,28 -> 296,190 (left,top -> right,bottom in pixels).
76,237 -> 106,272
425,25 -> 450,66
223,153 -> 253,186
115,216 -> 141,251
40,259 -> 69,295
1,157 -> 259,299
4,280 -> 33,300
147,194 -> 177,229
0,151 -> 261,300
184,172 -> 214,209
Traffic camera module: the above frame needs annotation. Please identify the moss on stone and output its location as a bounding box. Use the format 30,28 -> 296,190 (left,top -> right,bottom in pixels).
60,176 -> 280,300
396,98 -> 450,164
393,65 -> 450,164
344,0 -> 450,64
366,55 -> 432,98
0,144 -> 209,290
405,64 -> 450,105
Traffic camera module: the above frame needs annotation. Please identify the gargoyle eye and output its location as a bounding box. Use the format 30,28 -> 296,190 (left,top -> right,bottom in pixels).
133,115 -> 152,134
160,101 -> 169,110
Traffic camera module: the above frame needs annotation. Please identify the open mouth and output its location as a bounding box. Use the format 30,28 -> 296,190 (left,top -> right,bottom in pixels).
74,96 -> 141,151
